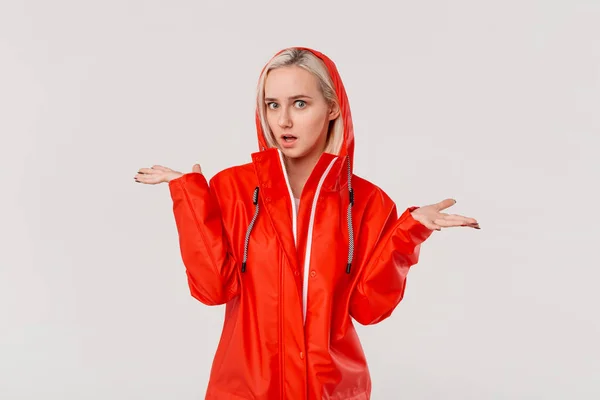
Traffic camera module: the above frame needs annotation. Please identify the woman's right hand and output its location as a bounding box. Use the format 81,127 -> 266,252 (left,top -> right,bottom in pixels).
134,164 -> 202,184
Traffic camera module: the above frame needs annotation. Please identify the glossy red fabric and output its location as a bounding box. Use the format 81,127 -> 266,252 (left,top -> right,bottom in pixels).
168,47 -> 433,399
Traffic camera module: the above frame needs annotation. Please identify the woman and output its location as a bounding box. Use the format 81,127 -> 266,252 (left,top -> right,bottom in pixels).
135,47 -> 479,400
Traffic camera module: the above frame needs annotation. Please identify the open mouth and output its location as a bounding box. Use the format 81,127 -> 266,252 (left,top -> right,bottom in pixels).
282,135 -> 297,142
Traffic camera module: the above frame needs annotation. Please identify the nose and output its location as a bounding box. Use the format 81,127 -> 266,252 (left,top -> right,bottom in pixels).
278,108 -> 292,128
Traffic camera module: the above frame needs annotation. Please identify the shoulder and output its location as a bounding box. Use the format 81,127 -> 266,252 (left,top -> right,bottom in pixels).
351,173 -> 395,211
210,162 -> 254,187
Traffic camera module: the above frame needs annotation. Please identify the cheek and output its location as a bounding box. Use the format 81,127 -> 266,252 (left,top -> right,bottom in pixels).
265,111 -> 278,131
298,109 -> 328,133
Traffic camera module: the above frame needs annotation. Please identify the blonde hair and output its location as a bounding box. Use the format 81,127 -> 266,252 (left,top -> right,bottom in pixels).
256,48 -> 344,155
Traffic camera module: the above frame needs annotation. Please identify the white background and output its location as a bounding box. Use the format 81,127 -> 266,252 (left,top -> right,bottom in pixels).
1,1 -> 599,399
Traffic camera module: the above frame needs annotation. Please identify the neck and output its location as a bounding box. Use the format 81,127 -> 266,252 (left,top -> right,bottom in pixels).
284,150 -> 323,199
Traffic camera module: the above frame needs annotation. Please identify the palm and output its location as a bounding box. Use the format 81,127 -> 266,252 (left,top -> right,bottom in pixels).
411,199 -> 479,231
134,164 -> 201,185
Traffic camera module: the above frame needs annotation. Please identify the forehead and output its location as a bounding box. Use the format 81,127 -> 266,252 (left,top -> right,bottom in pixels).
264,66 -> 320,97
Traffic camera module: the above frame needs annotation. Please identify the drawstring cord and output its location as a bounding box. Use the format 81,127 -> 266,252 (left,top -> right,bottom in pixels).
241,157 -> 355,274
346,157 -> 355,274
241,187 -> 260,273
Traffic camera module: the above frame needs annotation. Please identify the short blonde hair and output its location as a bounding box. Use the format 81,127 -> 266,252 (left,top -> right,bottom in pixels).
256,48 -> 344,155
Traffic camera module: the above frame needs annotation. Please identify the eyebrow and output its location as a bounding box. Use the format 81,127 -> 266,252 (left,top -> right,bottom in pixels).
264,95 -> 313,102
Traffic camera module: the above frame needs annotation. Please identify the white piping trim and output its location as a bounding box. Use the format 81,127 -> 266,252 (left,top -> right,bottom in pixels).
302,157 -> 338,325
277,149 -> 297,246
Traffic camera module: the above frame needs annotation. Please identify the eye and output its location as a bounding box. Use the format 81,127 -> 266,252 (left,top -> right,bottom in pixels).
295,100 -> 307,108
266,102 -> 278,110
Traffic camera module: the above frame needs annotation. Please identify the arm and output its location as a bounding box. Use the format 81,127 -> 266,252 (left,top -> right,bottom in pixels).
169,172 -> 240,306
349,194 -> 432,325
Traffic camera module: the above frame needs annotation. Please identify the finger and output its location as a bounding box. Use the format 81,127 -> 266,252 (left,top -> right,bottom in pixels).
444,214 -> 478,225
434,219 -> 466,227
152,165 -> 170,171
192,164 -> 202,173
134,173 -> 161,184
460,222 -> 481,229
138,167 -> 160,175
134,174 -> 148,183
134,176 -> 159,185
435,198 -> 456,211
434,218 -> 480,229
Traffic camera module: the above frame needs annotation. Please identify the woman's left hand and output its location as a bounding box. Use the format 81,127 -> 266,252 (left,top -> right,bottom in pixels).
411,199 -> 480,231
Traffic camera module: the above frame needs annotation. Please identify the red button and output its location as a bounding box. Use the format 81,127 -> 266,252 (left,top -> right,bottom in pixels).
310,270 -> 316,278
294,270 -> 299,276
300,351 -> 304,359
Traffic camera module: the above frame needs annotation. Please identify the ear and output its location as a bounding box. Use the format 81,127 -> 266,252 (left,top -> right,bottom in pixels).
328,102 -> 340,121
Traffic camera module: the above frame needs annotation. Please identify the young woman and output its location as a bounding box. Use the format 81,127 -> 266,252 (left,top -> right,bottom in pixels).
135,47 -> 479,400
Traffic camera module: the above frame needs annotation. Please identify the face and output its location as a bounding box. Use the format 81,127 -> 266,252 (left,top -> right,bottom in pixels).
264,66 -> 339,160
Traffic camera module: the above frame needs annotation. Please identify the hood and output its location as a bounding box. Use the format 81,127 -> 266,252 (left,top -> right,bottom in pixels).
254,47 -> 355,173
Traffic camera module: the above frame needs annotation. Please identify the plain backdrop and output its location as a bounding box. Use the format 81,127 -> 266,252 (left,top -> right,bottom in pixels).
1,1 -> 599,399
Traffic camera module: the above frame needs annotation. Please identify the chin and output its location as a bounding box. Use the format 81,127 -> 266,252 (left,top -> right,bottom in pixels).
280,143 -> 327,162
279,147 -> 305,159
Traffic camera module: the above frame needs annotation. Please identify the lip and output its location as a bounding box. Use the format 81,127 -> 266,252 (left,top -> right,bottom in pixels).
280,135 -> 298,148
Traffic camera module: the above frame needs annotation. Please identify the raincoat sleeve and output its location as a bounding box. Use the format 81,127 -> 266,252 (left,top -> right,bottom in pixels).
168,172 -> 239,306
350,191 -> 433,325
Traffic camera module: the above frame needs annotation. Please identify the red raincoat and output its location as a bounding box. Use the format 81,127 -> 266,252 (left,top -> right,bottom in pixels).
168,47 -> 433,399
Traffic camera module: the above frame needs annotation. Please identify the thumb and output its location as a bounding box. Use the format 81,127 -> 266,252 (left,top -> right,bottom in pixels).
192,164 -> 202,174
435,198 -> 456,211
